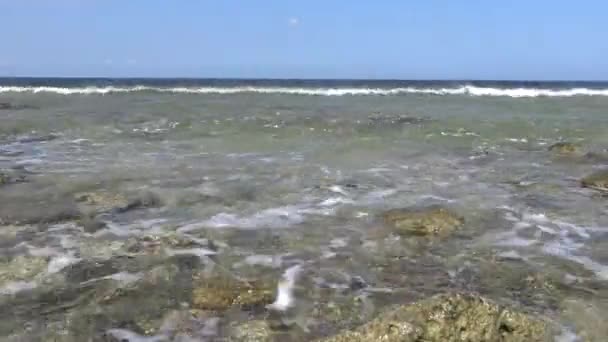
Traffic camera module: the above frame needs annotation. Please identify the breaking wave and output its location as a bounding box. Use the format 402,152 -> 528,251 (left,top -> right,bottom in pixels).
1,85 -> 608,97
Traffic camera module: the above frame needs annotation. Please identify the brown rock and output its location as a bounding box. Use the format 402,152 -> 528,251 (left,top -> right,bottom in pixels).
318,293 -> 550,342
382,206 -> 464,236
581,170 -> 608,192
192,276 -> 274,311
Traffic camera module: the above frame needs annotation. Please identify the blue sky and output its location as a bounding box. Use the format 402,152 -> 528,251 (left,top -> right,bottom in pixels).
0,0 -> 606,80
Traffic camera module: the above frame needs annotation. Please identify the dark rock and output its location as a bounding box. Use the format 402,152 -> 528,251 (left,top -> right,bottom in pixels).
0,102 -> 34,111
319,293 -> 550,342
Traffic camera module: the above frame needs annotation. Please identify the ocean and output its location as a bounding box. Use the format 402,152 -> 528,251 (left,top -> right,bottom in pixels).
1,78 -> 608,340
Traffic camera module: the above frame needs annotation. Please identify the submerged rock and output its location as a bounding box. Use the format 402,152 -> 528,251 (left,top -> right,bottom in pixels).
381,206 -> 464,236
581,170 -> 608,192
0,197 -> 81,225
548,142 -> 579,155
0,171 -> 27,186
230,320 -> 274,342
74,191 -> 130,215
582,150 -> 608,163
319,293 -> 550,342
113,190 -> 163,213
0,102 -> 34,111
0,255 -> 48,286
74,190 -> 162,215
367,114 -> 428,126
191,275 -> 274,311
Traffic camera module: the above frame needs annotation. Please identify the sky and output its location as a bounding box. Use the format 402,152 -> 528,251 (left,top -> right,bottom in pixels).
0,0 -> 606,80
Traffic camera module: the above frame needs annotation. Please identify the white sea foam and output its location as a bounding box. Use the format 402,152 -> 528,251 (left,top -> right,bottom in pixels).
46,253 -> 81,274
105,329 -> 168,342
493,208 -> 608,280
2,85 -> 608,97
267,264 -> 302,312
204,205 -> 305,229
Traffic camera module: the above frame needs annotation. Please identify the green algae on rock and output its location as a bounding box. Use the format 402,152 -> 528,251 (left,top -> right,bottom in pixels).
581,170 -> 608,192
382,206 -> 464,236
192,276 -> 274,311
318,293 -> 550,342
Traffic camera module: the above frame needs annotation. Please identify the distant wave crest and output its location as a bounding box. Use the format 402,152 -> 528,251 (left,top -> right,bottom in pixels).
1,85 -> 608,97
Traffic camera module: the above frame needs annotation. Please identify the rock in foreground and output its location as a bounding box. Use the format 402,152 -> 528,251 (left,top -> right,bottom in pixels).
581,170 -> 608,192
382,206 -> 464,236
319,293 -> 550,342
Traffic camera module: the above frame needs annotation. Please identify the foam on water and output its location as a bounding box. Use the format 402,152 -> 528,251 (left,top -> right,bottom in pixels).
267,264 -> 303,312
105,329 -> 168,342
3,85 -> 608,97
204,205 -> 305,229
492,208 -> 608,280
46,253 -> 81,274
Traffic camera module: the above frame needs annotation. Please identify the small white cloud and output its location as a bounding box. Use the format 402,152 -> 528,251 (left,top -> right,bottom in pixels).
288,17 -> 299,26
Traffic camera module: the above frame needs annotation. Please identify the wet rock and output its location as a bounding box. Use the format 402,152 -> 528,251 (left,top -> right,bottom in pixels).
581,170 -> 608,192
381,206 -> 464,236
230,320 -> 275,342
191,275 -> 274,311
319,293 -> 550,342
548,142 -> 579,155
